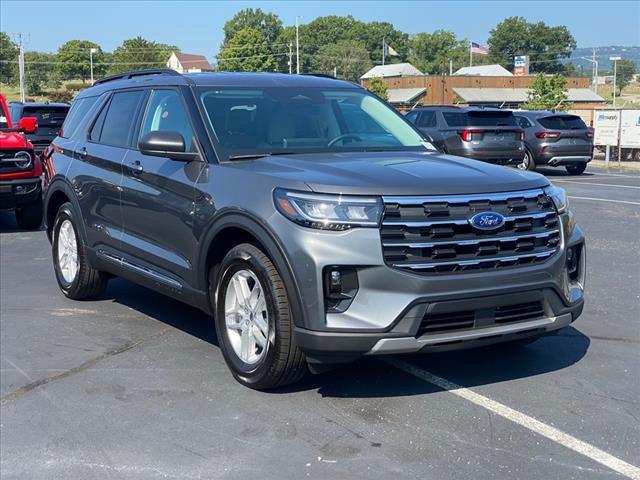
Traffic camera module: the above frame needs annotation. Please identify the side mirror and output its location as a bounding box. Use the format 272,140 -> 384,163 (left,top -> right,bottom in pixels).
138,131 -> 199,162
18,116 -> 38,134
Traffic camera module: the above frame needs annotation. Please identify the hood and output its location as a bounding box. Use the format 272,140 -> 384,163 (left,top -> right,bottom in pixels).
226,151 -> 549,195
0,131 -> 34,150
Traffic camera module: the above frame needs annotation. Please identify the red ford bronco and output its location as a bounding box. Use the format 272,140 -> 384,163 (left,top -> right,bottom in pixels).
0,94 -> 43,229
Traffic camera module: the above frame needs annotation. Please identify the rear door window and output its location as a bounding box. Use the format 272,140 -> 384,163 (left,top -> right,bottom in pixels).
417,110 -> 437,128
538,115 -> 588,130
442,112 -> 467,127
95,90 -> 146,147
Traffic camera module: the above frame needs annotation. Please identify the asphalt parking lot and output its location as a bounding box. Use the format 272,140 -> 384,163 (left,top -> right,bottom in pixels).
1,165 -> 639,480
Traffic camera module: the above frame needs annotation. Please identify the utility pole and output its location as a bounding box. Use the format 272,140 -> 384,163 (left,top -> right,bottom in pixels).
449,59 -> 453,76
382,37 -> 385,66
90,48 -> 97,84
580,54 -> 598,95
333,66 -> 337,78
288,43 -> 293,74
610,56 -> 621,108
469,41 -> 472,67
10,33 -> 28,102
295,16 -> 302,74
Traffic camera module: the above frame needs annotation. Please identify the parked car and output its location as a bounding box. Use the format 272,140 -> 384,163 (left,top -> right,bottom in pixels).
0,94 -> 44,229
513,111 -> 593,175
8,102 -> 70,153
43,70 -> 586,389
405,106 -> 525,165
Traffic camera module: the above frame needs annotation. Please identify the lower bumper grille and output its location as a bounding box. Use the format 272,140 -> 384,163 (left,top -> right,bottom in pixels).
417,301 -> 545,337
382,189 -> 560,274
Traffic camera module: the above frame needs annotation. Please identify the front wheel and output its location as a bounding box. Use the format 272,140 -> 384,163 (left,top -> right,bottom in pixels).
213,243 -> 307,390
52,202 -> 108,299
565,163 -> 587,175
15,200 -> 43,230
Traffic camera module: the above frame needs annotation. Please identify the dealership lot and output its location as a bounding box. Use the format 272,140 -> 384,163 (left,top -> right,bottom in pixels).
1,167 -> 638,480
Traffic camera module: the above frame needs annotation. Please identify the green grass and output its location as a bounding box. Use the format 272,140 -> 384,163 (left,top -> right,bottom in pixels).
0,83 -> 49,102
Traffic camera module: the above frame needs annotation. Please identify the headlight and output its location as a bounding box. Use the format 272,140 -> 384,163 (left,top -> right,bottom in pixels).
544,184 -> 568,213
274,189 -> 383,230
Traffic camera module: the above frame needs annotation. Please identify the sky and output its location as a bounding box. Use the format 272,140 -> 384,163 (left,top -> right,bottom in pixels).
1,0 -> 639,60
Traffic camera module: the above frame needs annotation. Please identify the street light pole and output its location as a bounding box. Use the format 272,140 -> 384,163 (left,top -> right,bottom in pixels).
295,16 -> 302,75
610,56 -> 621,108
90,48 -> 97,84
288,43 -> 293,74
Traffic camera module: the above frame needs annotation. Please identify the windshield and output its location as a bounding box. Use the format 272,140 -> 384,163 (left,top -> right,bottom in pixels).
23,106 -> 69,127
198,87 -> 425,160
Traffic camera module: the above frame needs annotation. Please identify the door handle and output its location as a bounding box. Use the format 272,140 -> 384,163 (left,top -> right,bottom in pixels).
128,160 -> 144,173
78,147 -> 87,158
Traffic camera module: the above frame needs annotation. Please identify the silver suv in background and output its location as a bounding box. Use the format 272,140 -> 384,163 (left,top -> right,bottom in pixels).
405,106 -> 525,166
513,111 -> 593,175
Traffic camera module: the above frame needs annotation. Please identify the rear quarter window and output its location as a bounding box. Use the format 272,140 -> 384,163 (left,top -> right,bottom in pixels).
61,97 -> 99,138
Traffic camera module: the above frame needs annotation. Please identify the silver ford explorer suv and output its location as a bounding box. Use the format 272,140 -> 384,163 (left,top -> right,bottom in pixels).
43,70 -> 586,389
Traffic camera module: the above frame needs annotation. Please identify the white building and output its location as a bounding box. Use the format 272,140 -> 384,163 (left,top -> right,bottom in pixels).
454,64 -> 513,76
167,51 -> 212,73
360,63 -> 424,80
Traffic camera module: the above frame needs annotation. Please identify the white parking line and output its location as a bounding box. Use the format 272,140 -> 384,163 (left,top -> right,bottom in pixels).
569,196 -> 640,206
553,180 -> 640,189
588,172 -> 640,178
385,358 -> 640,480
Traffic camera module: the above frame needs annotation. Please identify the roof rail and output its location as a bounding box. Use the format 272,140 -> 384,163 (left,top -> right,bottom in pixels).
301,73 -> 336,79
93,68 -> 182,86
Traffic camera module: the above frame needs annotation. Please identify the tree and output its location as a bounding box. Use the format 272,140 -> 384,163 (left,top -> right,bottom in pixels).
310,40 -> 372,82
615,59 -> 636,95
409,30 -> 468,74
110,37 -> 176,75
24,52 -> 59,95
217,27 -> 278,72
523,74 -> 569,110
0,32 -> 19,85
367,77 -> 388,101
223,8 -> 283,45
56,40 -> 106,82
488,17 -> 576,73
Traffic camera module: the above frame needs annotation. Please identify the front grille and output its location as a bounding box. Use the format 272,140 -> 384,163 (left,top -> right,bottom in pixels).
417,301 -> 545,337
0,150 -> 33,174
381,189 -> 560,274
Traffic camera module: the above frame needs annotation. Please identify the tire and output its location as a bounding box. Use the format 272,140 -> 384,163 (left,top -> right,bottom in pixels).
213,243 -> 307,390
52,202 -> 108,299
565,163 -> 587,175
15,199 -> 43,230
516,150 -> 536,171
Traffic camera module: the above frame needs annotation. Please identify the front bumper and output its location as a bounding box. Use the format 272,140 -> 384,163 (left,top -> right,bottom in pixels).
0,178 -> 42,210
271,210 -> 586,363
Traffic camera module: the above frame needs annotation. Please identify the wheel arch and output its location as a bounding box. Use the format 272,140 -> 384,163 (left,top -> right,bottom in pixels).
44,178 -> 84,243
198,210 -> 306,328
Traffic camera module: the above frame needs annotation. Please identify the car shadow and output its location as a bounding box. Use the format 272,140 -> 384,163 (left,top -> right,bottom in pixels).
100,277 -> 589,398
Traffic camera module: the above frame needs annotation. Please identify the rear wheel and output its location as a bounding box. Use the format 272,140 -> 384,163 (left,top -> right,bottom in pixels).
516,150 -> 536,171
52,202 -> 108,299
15,200 -> 43,230
565,163 -> 587,175
213,243 -> 307,390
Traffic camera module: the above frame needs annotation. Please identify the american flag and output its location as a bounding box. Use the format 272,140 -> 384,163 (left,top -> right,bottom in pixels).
470,42 -> 489,55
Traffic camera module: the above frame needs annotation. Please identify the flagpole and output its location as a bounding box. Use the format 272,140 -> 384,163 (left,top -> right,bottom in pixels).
382,37 -> 385,66
469,42 -> 473,67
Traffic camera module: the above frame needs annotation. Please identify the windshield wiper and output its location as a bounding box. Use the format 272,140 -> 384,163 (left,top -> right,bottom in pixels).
227,152 -> 298,161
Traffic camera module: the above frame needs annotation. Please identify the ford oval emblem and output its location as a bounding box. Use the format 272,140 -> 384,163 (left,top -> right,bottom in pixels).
469,211 -> 505,231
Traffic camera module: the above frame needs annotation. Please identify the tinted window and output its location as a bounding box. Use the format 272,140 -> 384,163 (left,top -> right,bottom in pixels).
98,91 -> 145,147
515,116 -> 532,128
538,115 -> 587,130
417,110 -> 436,128
89,101 -> 108,142
405,111 -> 418,123
443,111 -> 517,127
140,90 -> 194,151
61,96 -> 99,138
23,106 -> 69,127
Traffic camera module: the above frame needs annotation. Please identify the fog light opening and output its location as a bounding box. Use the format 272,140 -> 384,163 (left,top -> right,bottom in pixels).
323,267 -> 359,313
